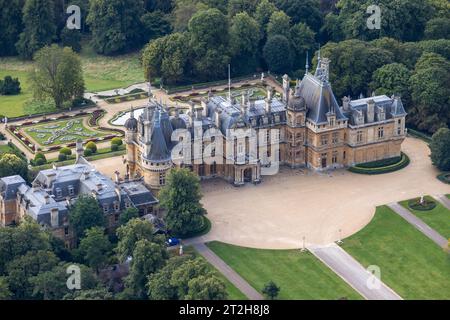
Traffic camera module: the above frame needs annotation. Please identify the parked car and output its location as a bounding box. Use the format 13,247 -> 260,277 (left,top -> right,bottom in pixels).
166,237 -> 181,247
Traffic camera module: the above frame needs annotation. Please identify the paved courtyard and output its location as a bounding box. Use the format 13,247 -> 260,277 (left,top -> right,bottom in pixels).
93,137 -> 449,249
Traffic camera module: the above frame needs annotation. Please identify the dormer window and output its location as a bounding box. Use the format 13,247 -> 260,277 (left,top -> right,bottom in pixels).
103,204 -> 109,213
114,202 -> 120,212
56,188 -> 62,198
68,185 -> 74,196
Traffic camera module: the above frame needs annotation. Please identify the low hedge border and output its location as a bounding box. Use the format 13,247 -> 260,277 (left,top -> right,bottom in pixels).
437,172 -> 450,184
408,197 -> 437,211
348,152 -> 410,175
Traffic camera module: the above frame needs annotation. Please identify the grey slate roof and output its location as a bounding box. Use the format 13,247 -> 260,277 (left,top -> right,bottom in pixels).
145,109 -> 171,162
0,175 -> 26,200
297,74 -> 347,124
120,181 -> 158,206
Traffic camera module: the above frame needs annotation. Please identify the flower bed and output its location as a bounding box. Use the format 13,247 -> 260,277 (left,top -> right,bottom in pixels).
408,197 -> 437,211
348,153 -> 410,175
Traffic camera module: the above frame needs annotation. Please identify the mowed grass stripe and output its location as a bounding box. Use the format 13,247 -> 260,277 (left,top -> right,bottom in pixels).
342,206 -> 450,300
207,241 -> 362,300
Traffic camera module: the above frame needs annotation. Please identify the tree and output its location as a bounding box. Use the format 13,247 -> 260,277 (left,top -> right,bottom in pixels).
87,0 -> 145,55
147,256 -> 188,300
118,207 -> 139,226
262,281 -> 280,300
254,0 -> 278,31
6,250 -> 59,299
266,11 -> 291,39
31,263 -> 102,300
60,29 -> 82,53
263,35 -> 293,74
290,23 -> 316,69
172,0 -> 209,32
30,45 -> 85,109
370,63 -> 411,105
69,195 -> 105,240
141,11 -> 172,43
69,287 -> 114,300
77,227 -> 112,273
142,32 -> 189,84
229,12 -> 261,74
0,0 -> 23,56
0,76 -> 21,95
159,168 -> 206,236
125,239 -> 168,299
409,52 -> 450,133
319,39 -> 394,98
144,0 -> 174,13
188,8 -> 230,80
274,0 -> 323,31
430,128 -> 450,171
15,0 -> 56,59
116,218 -> 162,262
227,0 -> 259,17
0,153 -> 28,180
185,275 -> 227,300
0,277 -> 11,300
424,18 -> 450,40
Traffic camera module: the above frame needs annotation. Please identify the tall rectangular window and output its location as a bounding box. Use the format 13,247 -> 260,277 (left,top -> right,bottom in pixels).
378,127 -> 384,139
159,173 -> 166,185
321,135 -> 328,146
332,132 -> 339,144
357,131 -> 363,143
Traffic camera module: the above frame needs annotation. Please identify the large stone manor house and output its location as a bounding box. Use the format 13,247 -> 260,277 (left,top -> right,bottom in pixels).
125,56 -> 407,190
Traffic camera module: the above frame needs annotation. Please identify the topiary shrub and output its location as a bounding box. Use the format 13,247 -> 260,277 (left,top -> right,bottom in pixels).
85,141 -> 97,153
83,148 -> 93,157
58,153 -> 67,161
34,152 -> 46,164
437,172 -> 450,184
111,144 -> 119,152
111,137 -> 123,146
59,147 -> 72,156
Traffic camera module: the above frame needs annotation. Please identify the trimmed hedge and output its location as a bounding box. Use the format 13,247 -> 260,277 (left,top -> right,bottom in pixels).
407,128 -> 432,143
175,216 -> 211,239
349,152 -> 410,175
437,172 -> 450,184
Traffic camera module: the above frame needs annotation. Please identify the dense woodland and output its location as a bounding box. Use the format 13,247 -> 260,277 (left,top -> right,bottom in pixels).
1,0 -> 449,133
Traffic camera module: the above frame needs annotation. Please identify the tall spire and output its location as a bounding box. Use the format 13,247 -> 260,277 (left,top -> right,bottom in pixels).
130,105 -> 134,118
148,79 -> 152,100
305,51 -> 309,75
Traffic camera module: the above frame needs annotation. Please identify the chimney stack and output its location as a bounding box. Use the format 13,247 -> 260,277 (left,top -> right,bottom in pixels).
342,96 -> 350,111
114,171 -> 120,184
50,208 -> 59,228
76,139 -> 83,161
367,99 -> 375,123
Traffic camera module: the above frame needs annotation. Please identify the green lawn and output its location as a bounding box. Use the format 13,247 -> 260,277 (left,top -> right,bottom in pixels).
0,144 -> 13,155
206,241 -> 362,300
400,196 -> 450,238
0,70 -> 33,117
342,206 -> 450,300
0,44 -> 144,117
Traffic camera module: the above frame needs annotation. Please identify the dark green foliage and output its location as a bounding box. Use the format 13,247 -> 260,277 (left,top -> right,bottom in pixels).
77,227 -> 112,272
85,141 -> 97,153
59,147 -> 72,156
60,29 -> 82,53
147,256 -> 228,300
430,128 -> 450,171
0,0 -> 23,56
370,63 -> 411,104
408,53 -> 450,133
274,0 -> 323,32
0,76 -> 21,95
349,153 -> 410,174
83,148 -> 93,157
407,198 -> 437,211
424,17 -> 450,40
0,153 -> 28,180
30,45 -> 85,109
141,10 -> 173,43
16,0 -> 57,59
159,168 -> 206,237
111,144 -> 119,152
263,35 -> 293,74
87,0 -> 145,55
118,207 -> 139,226
69,195 -> 105,240
262,280 -> 280,299
111,137 -> 123,146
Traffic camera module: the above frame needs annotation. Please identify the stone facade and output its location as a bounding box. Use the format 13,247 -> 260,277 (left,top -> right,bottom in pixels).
125,57 -> 407,191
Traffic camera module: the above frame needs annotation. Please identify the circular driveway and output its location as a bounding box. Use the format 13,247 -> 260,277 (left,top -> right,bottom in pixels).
199,138 -> 450,249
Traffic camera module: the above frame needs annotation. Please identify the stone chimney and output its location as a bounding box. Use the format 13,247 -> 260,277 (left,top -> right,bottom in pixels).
96,183 -> 103,192
342,96 -> 351,111
215,108 -> 222,128
50,208 -> 59,228
282,74 -> 290,103
114,171 -> 120,184
76,139 -> 83,161
44,194 -> 50,204
265,87 -> 273,113
367,99 -> 375,123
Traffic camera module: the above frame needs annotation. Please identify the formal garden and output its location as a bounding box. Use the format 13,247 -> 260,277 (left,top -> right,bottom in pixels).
348,152 -> 410,175
7,110 -> 123,153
